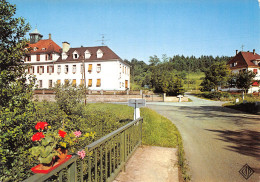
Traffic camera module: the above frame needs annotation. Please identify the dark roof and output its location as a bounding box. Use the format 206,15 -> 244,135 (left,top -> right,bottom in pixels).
56,46 -> 122,63
28,39 -> 61,54
227,51 -> 260,69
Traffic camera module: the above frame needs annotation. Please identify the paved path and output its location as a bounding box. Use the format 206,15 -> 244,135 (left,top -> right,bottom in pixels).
114,146 -> 178,182
147,95 -> 260,182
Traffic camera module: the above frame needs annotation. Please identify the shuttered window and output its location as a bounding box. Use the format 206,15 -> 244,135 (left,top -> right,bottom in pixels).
88,79 -> 92,87
88,64 -> 92,72
97,64 -> 101,73
37,54 -> 40,61
73,65 -> 76,73
49,80 -> 53,88
57,79 -> 61,85
96,79 -> 101,87
72,79 -> 76,86
64,79 -> 69,85
65,65 -> 69,74
57,65 -> 61,73
80,79 -> 85,85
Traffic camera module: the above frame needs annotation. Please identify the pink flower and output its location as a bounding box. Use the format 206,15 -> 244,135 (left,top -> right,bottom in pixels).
77,150 -> 86,159
73,131 -> 82,137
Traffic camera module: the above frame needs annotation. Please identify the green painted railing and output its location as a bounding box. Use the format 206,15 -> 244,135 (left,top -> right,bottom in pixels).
24,117 -> 143,182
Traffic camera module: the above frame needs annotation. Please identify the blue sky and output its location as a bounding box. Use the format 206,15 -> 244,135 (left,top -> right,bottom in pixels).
11,0 -> 260,62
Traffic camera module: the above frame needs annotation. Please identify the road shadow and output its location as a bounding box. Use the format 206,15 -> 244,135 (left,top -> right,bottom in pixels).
206,129 -> 260,163
174,106 -> 260,126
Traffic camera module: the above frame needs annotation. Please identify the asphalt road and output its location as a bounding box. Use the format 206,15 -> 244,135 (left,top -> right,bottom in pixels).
147,95 -> 260,182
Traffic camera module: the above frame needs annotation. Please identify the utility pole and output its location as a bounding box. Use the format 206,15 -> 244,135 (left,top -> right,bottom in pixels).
82,56 -> 87,105
241,44 -> 244,51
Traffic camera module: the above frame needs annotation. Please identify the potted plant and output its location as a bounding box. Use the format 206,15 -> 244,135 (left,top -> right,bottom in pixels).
30,121 -> 95,173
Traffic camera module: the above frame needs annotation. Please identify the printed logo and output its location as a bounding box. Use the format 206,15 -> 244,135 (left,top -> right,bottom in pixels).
239,164 -> 254,180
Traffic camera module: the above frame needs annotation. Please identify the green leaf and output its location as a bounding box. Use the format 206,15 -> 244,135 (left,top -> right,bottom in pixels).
40,146 -> 52,158
38,153 -> 55,164
41,136 -> 53,146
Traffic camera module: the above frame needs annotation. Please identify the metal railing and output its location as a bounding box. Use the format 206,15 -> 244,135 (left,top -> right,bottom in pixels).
24,117 -> 143,182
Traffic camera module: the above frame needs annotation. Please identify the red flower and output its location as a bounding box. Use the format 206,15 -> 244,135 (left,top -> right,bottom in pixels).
31,132 -> 45,141
59,130 -> 67,138
35,122 -> 48,130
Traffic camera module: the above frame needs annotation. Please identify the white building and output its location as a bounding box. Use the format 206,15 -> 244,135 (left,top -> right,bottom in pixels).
224,50 -> 260,93
24,29 -> 130,91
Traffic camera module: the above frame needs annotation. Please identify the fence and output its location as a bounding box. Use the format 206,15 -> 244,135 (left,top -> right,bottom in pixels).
24,117 -> 143,182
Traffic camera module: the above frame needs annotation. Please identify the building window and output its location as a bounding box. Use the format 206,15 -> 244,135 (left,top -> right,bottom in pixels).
57,79 -> 61,85
64,79 -> 69,85
37,66 -> 44,74
80,79 -> 85,85
47,66 -> 54,74
57,65 -> 61,74
120,64 -> 121,68
65,65 -> 69,74
97,49 -> 103,58
96,79 -> 101,87
85,50 -> 91,59
72,79 -> 76,87
119,72 -> 121,78
122,66 -> 124,73
72,65 -> 76,74
81,64 -> 84,73
97,64 -> 101,73
73,53 -> 78,59
49,80 -> 53,88
88,64 -> 92,72
26,56 -> 31,62
37,54 -> 40,61
253,69 -> 258,74
29,66 -> 34,74
46,54 -> 52,61
125,80 -> 128,89
38,80 -> 42,88
88,79 -> 92,87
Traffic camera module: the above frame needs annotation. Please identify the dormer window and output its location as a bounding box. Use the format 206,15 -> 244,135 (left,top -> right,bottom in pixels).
73,51 -> 79,59
85,50 -> 91,59
97,49 -> 103,58
34,47 -> 37,51
62,52 -> 68,60
42,48 -> 46,50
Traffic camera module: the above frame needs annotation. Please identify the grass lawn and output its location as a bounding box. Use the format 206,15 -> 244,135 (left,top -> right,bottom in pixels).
140,107 -> 190,181
88,104 -> 189,181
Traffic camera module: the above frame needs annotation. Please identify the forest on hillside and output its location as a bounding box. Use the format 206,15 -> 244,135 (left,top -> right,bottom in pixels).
124,54 -> 231,92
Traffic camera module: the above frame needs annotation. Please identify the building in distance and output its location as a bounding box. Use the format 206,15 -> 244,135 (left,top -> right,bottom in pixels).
24,28 -> 130,91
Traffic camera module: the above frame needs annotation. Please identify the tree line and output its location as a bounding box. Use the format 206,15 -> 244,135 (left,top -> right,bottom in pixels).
124,54 -> 231,94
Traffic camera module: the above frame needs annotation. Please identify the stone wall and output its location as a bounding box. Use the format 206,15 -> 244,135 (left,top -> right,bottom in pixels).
33,94 -> 163,102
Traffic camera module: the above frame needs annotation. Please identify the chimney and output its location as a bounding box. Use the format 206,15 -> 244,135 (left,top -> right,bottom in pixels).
49,33 -> 51,40
253,49 -> 255,55
62,42 -> 70,53
236,50 -> 238,55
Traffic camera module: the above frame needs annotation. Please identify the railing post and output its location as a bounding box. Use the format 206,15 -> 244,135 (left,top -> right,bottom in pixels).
140,118 -> 143,145
68,161 -> 77,182
120,131 -> 125,171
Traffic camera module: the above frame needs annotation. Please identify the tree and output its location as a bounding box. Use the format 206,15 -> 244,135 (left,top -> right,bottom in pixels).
54,82 -> 85,115
0,1 -> 35,180
200,61 -> 230,91
235,70 -> 256,93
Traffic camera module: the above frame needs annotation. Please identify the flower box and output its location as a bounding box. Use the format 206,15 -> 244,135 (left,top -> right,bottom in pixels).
31,155 -> 72,174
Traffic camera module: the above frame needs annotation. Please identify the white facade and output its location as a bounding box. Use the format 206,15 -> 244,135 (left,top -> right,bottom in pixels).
25,45 -> 130,91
